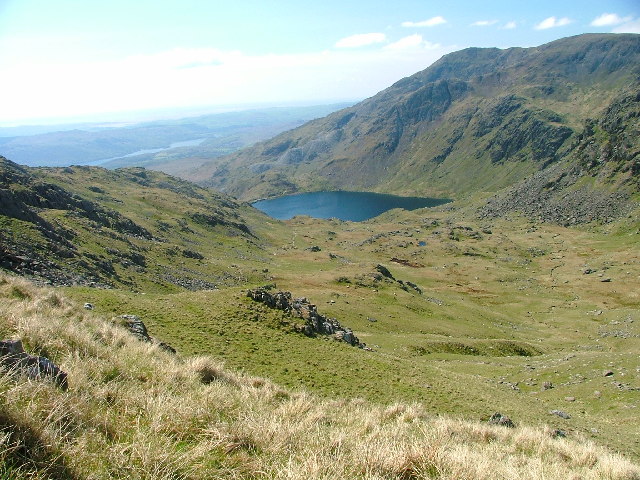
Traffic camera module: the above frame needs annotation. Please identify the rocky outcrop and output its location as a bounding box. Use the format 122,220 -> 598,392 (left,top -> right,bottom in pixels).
0,339 -> 68,390
478,87 -> 640,225
247,289 -> 369,349
488,412 -> 515,428
116,315 -> 176,354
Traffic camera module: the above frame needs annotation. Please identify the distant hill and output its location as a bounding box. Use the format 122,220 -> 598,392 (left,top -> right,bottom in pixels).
0,104 -> 352,168
195,33 -> 640,223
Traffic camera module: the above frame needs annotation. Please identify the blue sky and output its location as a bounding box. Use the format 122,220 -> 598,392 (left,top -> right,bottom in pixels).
0,0 -> 638,125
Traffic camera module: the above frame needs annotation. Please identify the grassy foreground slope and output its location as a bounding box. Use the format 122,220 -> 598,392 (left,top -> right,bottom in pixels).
1,275 -> 639,479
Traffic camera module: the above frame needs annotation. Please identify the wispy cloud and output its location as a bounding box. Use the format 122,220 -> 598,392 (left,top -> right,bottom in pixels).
591,13 -> 632,27
471,20 -> 498,27
502,21 -> 517,29
335,33 -> 386,48
401,16 -> 447,28
612,19 -> 640,33
534,16 -> 572,30
384,34 -> 441,51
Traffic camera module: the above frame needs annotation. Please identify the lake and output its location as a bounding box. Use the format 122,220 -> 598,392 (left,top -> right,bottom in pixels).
252,191 -> 450,221
90,138 -> 206,165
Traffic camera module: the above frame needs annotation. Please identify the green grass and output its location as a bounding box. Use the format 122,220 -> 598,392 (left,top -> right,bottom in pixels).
2,273 -> 639,479
64,205 -> 640,458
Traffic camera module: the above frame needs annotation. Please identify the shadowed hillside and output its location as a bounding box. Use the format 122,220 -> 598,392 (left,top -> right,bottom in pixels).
0,156 -> 277,291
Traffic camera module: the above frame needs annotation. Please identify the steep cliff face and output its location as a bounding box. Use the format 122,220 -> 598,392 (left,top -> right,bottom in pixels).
479,88 -> 640,224
194,34 -> 640,207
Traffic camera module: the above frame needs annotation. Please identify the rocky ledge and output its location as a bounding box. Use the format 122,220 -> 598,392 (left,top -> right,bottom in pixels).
247,288 -> 370,350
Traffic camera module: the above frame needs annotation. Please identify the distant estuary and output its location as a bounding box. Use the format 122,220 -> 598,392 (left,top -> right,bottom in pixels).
252,191 -> 450,221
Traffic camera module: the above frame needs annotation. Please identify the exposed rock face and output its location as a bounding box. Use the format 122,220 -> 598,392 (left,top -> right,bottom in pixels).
478,87 -> 640,225
247,288 -> 369,349
0,339 -> 68,390
116,315 -> 176,354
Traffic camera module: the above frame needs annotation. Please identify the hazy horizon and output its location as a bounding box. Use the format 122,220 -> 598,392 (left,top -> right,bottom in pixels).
1,0 -> 639,126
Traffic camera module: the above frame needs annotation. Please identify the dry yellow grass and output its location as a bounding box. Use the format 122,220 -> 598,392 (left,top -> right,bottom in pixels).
1,274 -> 638,479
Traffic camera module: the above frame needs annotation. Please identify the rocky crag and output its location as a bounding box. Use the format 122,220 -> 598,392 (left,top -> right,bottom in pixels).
247,288 -> 370,349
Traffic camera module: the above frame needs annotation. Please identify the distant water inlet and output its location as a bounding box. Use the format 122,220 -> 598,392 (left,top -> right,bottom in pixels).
252,191 -> 450,221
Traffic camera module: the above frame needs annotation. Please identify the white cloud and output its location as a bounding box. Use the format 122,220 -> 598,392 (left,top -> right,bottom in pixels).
335,33 -> 386,48
402,16 -> 447,28
612,19 -> 640,33
534,16 -> 572,30
384,34 -> 441,51
591,13 -> 631,27
471,20 -> 498,27
503,21 -> 517,29
0,44 -> 457,124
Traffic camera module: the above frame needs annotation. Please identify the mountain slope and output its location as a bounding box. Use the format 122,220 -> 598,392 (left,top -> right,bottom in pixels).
0,156 -> 276,291
195,34 -> 640,210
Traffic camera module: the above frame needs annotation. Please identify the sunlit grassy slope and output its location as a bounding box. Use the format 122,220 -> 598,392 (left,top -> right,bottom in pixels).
2,275 -> 639,479
66,200 -> 640,460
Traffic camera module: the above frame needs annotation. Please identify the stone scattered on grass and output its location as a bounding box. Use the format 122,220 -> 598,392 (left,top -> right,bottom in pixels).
116,315 -> 176,354
550,410 -> 571,419
488,412 -> 515,428
0,339 -> 68,390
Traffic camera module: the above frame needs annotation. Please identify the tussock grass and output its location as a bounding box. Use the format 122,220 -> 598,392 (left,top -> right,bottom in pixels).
0,275 -> 638,479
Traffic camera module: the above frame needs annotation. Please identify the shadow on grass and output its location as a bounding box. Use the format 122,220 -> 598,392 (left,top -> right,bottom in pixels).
0,410 -> 80,480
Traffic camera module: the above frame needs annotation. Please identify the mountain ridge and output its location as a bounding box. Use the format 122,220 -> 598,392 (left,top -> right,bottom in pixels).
194,33 -> 640,215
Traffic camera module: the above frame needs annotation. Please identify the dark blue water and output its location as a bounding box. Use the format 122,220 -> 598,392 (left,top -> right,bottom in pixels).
252,191 -> 450,221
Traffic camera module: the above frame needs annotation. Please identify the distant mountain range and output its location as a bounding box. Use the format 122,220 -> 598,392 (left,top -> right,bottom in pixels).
0,104 -> 352,169
193,33 -> 639,223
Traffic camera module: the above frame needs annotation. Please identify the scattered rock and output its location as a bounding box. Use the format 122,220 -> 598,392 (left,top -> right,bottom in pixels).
375,264 -> 395,280
0,339 -> 68,390
583,268 -> 597,274
488,412 -> 515,428
84,303 -> 94,310
118,314 -> 151,342
551,429 -> 567,438
600,278 -> 612,283
390,258 -> 425,268
306,246 -> 322,252
594,390 -> 602,398
116,315 -> 176,353
405,281 -> 422,294
603,370 -> 614,377
542,381 -> 553,390
565,396 -> 576,402
550,410 -> 571,419
426,297 -> 444,306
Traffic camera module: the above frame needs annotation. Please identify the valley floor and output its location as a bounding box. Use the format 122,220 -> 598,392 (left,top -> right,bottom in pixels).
65,204 -> 640,460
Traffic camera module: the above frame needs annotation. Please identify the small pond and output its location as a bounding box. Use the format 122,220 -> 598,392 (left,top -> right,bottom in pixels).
252,191 -> 450,222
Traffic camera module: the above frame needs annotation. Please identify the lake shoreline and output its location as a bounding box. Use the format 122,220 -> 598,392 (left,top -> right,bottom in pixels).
252,190 -> 451,222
